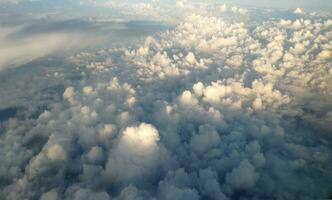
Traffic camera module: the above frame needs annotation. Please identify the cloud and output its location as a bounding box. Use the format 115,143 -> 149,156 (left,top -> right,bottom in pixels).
225,159 -> 258,190
0,17 -> 167,72
0,21 -> 101,71
105,123 -> 166,184
0,33 -> 70,71
0,3 -> 332,200
293,7 -> 305,15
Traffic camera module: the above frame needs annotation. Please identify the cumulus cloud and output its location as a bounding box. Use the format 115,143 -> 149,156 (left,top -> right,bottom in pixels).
106,123 -> 172,185
0,3 -> 332,200
225,160 -> 258,190
293,7 -> 305,15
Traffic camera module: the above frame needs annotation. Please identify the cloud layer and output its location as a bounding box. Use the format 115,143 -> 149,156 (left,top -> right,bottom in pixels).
0,2 -> 332,200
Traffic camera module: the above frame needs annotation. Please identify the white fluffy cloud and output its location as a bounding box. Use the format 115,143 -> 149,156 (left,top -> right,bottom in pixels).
0,3 -> 332,200
106,123 -> 172,185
